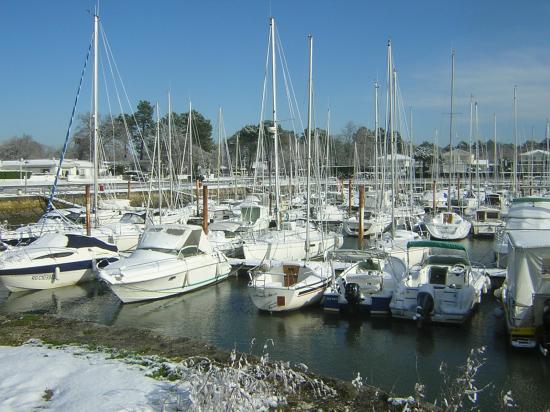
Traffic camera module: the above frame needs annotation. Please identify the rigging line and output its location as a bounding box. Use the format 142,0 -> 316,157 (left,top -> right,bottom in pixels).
101,49 -> 117,177
101,23 -> 153,165
45,33 -> 93,214
100,27 -> 139,162
100,25 -> 147,205
276,29 -> 305,136
253,26 -> 271,191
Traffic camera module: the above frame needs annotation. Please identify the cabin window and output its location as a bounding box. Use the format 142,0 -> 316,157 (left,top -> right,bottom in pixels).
178,245 -> 199,257
34,252 -> 74,260
358,259 -> 381,271
487,212 -> 499,219
429,266 -> 447,285
120,213 -> 146,224
542,258 -> 550,278
166,228 -> 186,236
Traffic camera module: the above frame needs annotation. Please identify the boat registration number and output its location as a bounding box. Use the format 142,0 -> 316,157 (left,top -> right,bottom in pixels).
31,274 -> 52,281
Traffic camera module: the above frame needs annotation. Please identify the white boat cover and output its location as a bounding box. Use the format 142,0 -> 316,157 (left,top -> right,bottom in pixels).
138,225 -> 212,253
28,233 -> 68,249
506,203 -> 550,230
507,231 -> 550,326
208,221 -> 241,233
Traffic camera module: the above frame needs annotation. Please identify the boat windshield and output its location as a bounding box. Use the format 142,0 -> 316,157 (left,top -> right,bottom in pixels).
425,254 -> 469,267
120,213 -> 146,224
142,247 -> 180,256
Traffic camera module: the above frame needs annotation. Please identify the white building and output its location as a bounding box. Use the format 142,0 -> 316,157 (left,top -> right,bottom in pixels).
0,158 -> 97,182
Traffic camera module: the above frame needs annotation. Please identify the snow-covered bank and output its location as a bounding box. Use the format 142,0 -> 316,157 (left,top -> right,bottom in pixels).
0,341 -> 189,411
0,313 -> 405,411
0,338 -> 343,411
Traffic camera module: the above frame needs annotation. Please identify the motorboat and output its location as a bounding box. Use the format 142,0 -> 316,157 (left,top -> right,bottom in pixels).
324,254 -> 406,315
207,220 -> 243,257
0,233 -> 118,292
248,261 -> 332,312
492,196 -> 550,268
425,211 -> 471,240
98,224 -> 231,303
471,207 -> 504,237
494,197 -> 550,350
390,240 -> 490,324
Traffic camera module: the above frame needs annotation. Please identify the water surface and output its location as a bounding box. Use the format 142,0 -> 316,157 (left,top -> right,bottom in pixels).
0,237 -> 548,410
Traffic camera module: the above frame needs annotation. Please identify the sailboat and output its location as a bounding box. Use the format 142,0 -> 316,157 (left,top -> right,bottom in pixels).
241,19 -> 342,264
425,51 -> 471,241
248,31 -> 335,311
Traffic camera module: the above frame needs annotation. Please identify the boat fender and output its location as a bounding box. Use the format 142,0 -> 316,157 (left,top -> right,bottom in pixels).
344,283 -> 361,305
53,266 -> 60,282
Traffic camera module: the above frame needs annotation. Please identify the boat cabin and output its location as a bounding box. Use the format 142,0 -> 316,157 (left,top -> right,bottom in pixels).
138,225 -> 212,256
475,208 -> 501,222
442,212 -> 454,224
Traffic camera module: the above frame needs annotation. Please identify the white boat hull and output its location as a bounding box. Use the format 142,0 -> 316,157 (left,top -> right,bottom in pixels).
102,255 -> 231,303
425,221 -> 471,240
0,267 -> 95,292
248,278 -> 329,311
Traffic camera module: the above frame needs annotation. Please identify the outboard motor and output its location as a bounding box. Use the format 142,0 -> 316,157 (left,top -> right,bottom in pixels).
344,283 -> 362,306
415,284 -> 435,324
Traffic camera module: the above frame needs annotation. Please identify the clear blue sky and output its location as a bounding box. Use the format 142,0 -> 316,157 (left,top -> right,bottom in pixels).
2,0 -> 550,148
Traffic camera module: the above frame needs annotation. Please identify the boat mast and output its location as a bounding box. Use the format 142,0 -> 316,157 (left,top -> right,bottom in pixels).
448,49 -> 455,213
468,95 -> 473,191
156,102 -> 162,223
493,113 -> 498,190
92,10 -> 99,227
374,81 -> 379,202
513,86 -> 518,195
325,108 -> 331,203
270,17 -> 281,229
474,102 -> 480,208
168,91 -> 173,207
270,17 -> 281,228
409,108 -> 414,213
217,107 -> 222,200
387,40 -> 396,237
305,34 -> 313,259
189,101 -> 194,204
234,132 -> 240,197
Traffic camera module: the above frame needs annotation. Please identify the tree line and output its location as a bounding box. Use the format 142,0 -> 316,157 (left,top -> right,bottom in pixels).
1,101 -> 548,177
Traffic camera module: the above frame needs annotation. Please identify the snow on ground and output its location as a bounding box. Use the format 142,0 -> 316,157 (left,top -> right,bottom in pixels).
0,341 -> 188,412
0,339 -> 303,411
